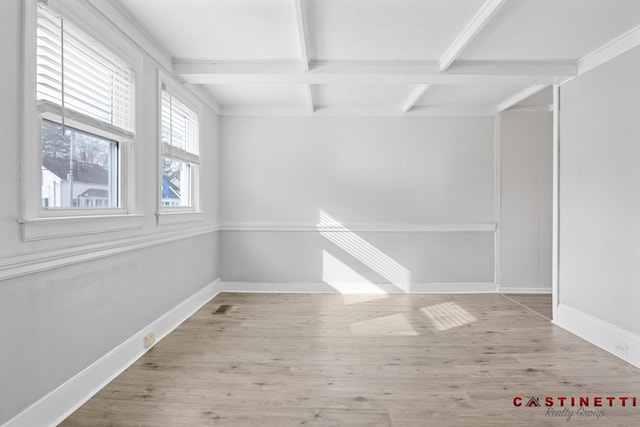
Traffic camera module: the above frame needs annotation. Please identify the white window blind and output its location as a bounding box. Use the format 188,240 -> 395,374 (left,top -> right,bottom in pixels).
36,6 -> 135,135
161,89 -> 199,164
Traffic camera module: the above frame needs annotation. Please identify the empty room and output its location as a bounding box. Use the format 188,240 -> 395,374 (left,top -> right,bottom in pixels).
1,0 -> 640,425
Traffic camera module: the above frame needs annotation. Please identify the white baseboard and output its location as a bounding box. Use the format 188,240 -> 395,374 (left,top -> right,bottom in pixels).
413,282 -> 497,293
555,303 -> 640,369
1,279 -> 222,427
498,286 -> 552,294
221,281 -> 497,294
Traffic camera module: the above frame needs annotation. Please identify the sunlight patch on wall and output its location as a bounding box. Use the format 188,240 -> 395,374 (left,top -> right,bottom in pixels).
420,302 -> 477,331
322,250 -> 389,304
350,313 -> 418,336
317,210 -> 412,292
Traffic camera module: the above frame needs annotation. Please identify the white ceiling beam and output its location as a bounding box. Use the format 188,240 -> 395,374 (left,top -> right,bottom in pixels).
175,60 -> 576,85
293,0 -> 311,71
293,0 -> 315,112
577,25 -> 640,76
221,105 -> 497,117
447,60 -> 576,76
304,84 -> 315,113
497,84 -> 548,111
401,84 -> 430,113
439,0 -> 507,72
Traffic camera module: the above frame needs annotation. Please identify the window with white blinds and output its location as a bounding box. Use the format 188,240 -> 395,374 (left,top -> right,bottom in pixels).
160,88 -> 200,209
36,5 -> 135,211
161,89 -> 199,163
36,5 -> 135,135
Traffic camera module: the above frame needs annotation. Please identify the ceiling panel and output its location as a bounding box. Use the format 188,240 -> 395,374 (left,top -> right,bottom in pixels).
204,83 -> 308,106
308,0 -> 486,61
316,83 -> 414,107
460,0 -> 640,61
117,0 -> 300,61
416,84 -> 529,107
514,87 -> 553,107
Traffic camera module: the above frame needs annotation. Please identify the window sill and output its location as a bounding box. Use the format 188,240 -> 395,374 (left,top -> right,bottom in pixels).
156,211 -> 204,226
18,214 -> 145,241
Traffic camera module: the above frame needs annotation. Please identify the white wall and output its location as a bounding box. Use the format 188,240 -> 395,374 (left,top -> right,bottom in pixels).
0,235 -> 218,425
0,0 -> 22,252
221,116 -> 496,290
558,45 -> 640,365
0,1 -> 220,424
499,110 -> 553,292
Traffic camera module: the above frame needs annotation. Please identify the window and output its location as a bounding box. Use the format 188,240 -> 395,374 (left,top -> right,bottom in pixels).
20,1 -> 143,240
160,87 -> 200,210
41,119 -> 118,208
36,5 -> 134,211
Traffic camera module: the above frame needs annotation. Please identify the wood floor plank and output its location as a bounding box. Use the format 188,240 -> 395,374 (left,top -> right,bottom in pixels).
60,293 -> 639,426
503,294 -> 553,320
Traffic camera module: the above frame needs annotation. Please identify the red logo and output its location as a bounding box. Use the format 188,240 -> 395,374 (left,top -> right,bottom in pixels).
513,395 -> 638,408
525,396 -> 541,407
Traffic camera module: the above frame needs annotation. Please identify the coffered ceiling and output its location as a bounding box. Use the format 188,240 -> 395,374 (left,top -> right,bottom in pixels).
114,0 -> 640,115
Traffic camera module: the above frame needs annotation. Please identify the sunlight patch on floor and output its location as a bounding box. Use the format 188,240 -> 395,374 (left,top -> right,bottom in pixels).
420,301 -> 477,331
350,313 -> 418,336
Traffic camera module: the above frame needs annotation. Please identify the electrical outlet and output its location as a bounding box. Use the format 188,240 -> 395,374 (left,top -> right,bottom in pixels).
144,332 -> 156,349
613,341 -> 628,357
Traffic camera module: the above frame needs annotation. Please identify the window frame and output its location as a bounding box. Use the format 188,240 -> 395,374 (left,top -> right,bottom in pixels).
156,71 -> 204,225
38,104 -> 127,214
20,0 -> 143,240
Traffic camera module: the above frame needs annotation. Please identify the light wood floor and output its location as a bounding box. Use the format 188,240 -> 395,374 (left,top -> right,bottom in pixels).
61,293 -> 639,426
503,294 -> 552,320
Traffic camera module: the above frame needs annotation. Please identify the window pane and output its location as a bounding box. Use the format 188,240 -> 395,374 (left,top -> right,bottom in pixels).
161,156 -> 191,207
41,119 -> 118,208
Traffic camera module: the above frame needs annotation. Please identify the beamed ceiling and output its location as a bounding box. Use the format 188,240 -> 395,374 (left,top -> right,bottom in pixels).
114,0 -> 640,116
